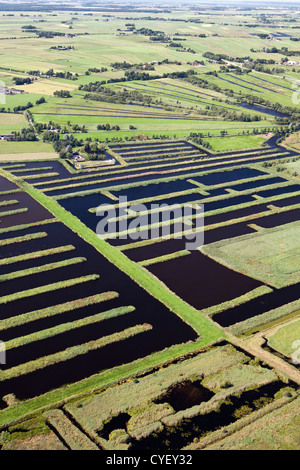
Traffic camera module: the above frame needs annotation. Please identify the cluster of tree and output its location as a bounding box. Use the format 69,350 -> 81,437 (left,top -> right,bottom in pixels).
53,90 -> 71,98
21,25 -> 37,31
46,69 -> 77,80
111,61 -> 135,70
36,97 -> 46,105
36,30 -> 74,38
135,27 -> 165,37
27,69 -> 78,80
81,140 -> 107,160
111,61 -> 155,71
87,67 -> 107,73
169,42 -> 183,48
8,127 -> 37,141
97,124 -> 120,131
13,102 -> 33,112
188,133 -> 212,149
12,76 -> 32,85
255,46 -> 300,56
125,70 -> 156,80
149,35 -> 167,42
84,86 -> 153,106
42,130 -> 60,142
80,69 -> 195,91
41,121 -> 87,135
203,51 -> 234,62
50,134 -> 83,158
50,45 -> 74,50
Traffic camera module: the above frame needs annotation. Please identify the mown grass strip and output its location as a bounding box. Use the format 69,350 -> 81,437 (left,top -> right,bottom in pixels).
0,189 -> 22,197
0,218 -> 57,235
5,306 -> 135,351
12,167 -> 53,174
0,292 -> 118,331
0,245 -> 75,267
139,250 -> 191,267
0,274 -> 99,305
0,231 -> 48,247
21,172 -> 59,180
0,257 -> 86,283
0,200 -> 19,208
200,285 -> 274,317
1,164 -> 26,170
0,324 -> 152,382
0,207 -> 28,218
229,299 -> 300,337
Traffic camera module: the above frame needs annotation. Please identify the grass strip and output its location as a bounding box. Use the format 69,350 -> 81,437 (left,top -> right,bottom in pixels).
0,257 -> 86,283
0,218 -> 57,235
0,274 -> 99,305
0,292 -> 118,331
12,167 -> 53,174
0,231 -> 47,247
139,250 -> 191,267
0,190 -> 22,197
45,409 -> 99,450
5,306 -> 135,351
0,323 -> 152,382
0,207 -> 28,218
0,200 -> 19,208
228,299 -> 300,337
0,245 -> 75,267
21,172 -> 59,180
1,165 -> 26,170
201,286 -> 273,317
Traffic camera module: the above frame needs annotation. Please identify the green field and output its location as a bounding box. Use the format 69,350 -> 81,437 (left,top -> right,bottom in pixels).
267,319 -> 300,359
202,222 -> 300,289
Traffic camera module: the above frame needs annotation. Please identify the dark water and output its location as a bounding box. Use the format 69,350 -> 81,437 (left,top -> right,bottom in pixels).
115,220 -> 255,256
132,381 -> 289,450
190,168 -> 266,186
255,184 -> 300,198
148,251 -> 261,310
0,176 -> 18,192
155,380 -> 214,411
231,177 -> 285,191
0,191 -> 54,229
240,103 -> 290,118
251,208 -> 300,228
213,282 -> 300,327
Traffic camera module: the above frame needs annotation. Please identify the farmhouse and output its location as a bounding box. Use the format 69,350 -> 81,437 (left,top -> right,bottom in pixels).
286,60 -> 300,66
0,134 -> 13,140
191,61 -> 204,67
6,88 -> 25,95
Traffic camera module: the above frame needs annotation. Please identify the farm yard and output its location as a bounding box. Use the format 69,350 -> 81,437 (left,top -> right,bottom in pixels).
0,0 -> 299,453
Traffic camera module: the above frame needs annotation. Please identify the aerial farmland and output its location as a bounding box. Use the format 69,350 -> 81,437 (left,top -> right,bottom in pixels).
0,0 -> 299,455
